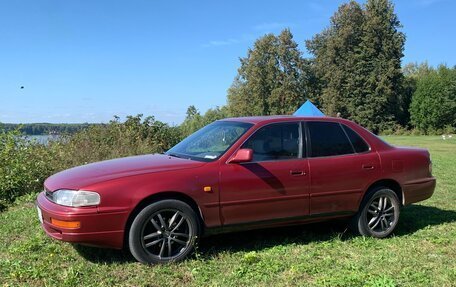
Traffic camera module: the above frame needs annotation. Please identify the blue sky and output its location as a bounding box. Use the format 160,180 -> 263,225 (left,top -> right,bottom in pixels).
0,0 -> 455,124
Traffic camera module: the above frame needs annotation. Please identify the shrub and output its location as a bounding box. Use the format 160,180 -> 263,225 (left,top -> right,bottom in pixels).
0,115 -> 182,209
380,125 -> 414,136
410,65 -> 456,132
49,114 -> 181,172
0,130 -> 54,209
443,125 -> 456,134
180,106 -> 227,137
410,128 -> 422,136
394,127 -> 411,136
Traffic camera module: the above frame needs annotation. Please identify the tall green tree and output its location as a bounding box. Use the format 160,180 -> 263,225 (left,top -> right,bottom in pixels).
400,62 -> 432,126
180,105 -> 203,137
227,29 -> 313,116
355,0 -> 405,132
306,1 -> 364,117
180,105 -> 228,137
410,65 -> 456,132
306,0 -> 405,133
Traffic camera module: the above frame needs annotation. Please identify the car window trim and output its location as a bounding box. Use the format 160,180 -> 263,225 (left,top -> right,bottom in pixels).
302,121 -> 310,158
298,121 -> 304,159
340,123 -> 372,154
339,123 -> 357,154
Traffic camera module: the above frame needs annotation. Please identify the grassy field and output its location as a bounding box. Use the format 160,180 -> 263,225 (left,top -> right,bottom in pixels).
1,136 -> 455,287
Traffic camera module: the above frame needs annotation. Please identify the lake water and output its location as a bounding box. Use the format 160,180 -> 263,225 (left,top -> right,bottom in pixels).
26,135 -> 61,144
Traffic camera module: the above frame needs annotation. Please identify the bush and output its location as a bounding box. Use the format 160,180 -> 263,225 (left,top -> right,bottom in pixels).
180,106 -> 227,137
443,125 -> 456,134
48,114 -> 181,172
0,115 -> 182,209
380,125 -> 414,136
410,128 -> 422,136
410,65 -> 456,132
0,130 -> 54,209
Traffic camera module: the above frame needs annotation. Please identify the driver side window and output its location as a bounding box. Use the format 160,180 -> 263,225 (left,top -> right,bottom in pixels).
241,122 -> 300,162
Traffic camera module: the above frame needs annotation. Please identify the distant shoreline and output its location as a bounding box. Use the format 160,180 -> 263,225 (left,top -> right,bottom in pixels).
0,123 -> 100,135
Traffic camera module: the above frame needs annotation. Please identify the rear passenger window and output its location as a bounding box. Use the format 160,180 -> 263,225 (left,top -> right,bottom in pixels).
342,125 -> 370,153
242,123 -> 299,161
307,122 -> 354,157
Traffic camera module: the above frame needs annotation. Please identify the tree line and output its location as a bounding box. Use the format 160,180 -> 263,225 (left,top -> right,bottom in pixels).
183,0 -> 456,135
0,123 -> 96,135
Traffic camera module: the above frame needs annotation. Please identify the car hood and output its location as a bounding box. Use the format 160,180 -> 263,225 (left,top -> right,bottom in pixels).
44,154 -> 206,191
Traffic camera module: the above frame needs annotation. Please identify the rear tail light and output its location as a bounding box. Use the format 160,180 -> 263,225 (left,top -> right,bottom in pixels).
427,150 -> 432,176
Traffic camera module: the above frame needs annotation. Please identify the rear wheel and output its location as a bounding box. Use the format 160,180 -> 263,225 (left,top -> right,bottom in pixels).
351,187 -> 400,238
128,200 -> 199,264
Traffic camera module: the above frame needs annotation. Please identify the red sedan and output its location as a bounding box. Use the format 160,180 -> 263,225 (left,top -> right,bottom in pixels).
36,116 -> 436,264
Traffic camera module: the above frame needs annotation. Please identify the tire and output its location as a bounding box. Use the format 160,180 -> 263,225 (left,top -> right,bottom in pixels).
350,187 -> 400,238
128,199 -> 199,264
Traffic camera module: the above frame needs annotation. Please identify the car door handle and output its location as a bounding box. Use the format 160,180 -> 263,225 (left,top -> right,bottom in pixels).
290,170 -> 306,176
362,165 -> 375,170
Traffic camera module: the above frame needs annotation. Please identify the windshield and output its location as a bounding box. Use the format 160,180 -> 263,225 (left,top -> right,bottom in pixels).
166,121 -> 253,161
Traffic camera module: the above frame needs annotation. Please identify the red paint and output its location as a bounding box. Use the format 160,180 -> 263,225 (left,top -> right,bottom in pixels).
227,148 -> 253,163
37,116 -> 436,249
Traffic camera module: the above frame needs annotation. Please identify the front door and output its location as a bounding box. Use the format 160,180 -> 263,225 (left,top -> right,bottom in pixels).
219,122 -> 310,225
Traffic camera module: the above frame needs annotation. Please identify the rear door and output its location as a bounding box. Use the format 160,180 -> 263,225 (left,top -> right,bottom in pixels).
305,121 -> 380,215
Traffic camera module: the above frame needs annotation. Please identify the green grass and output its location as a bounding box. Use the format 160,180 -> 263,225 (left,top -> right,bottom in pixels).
1,136 -> 455,287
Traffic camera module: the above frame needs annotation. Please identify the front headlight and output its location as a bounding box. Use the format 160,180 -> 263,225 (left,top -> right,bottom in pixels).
48,189 -> 101,207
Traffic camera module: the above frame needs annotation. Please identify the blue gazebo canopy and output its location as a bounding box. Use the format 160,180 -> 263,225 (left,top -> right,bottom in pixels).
293,100 -> 325,116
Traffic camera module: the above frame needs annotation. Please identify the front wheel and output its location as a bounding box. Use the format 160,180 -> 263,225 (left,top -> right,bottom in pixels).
128,199 -> 199,264
351,187 -> 400,238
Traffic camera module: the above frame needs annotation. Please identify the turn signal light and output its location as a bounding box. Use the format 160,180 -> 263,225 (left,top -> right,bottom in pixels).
51,218 -> 81,229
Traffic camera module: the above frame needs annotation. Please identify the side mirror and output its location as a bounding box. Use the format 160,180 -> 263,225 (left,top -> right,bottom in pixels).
228,148 -> 253,163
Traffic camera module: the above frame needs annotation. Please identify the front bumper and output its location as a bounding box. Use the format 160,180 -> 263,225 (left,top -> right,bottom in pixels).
403,177 -> 436,205
36,191 -> 128,249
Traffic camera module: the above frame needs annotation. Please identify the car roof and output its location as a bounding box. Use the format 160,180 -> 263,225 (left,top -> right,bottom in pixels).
221,115 -> 350,125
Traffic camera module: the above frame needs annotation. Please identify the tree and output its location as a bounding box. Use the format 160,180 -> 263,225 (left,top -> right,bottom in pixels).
306,1 -> 365,117
410,65 -> 456,132
354,0 -> 405,132
400,62 -> 432,126
306,0 -> 405,133
227,29 -> 313,117
180,106 -> 228,137
180,106 -> 203,137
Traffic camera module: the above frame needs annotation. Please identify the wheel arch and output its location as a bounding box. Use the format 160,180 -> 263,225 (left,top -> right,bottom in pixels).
123,191 -> 204,249
362,179 -> 403,207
